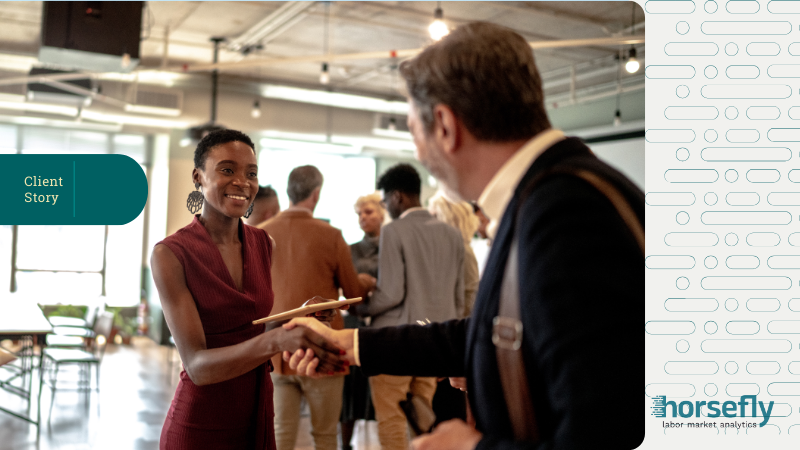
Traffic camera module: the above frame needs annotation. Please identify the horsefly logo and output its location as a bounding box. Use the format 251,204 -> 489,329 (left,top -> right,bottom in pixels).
651,395 -> 774,427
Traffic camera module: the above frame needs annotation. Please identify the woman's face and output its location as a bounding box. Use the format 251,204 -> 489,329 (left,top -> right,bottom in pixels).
357,203 -> 383,236
193,141 -> 258,220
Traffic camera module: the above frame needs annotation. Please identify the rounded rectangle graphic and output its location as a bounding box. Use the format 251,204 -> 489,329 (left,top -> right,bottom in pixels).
645,383 -> 696,398
701,276 -> 792,290
747,298 -> 782,311
788,170 -> 800,183
747,42 -> 781,56
701,147 -> 790,161
767,192 -> 800,205
746,361 -> 781,375
767,128 -> 800,141
746,232 -> 781,246
646,192 -> 696,206
788,362 -> 800,374
665,232 -> 719,246
701,21 -> 792,34
768,255 -> 800,268
646,255 -> 696,269
727,0 -> 761,13
768,65 -> 800,78
726,129 -> 760,143
646,65 -> 696,78
726,255 -> 760,269
701,339 -> 792,352
768,321 -> 800,334
726,192 -> 760,206
726,320 -> 761,334
767,1 -> 800,13
790,107 -> 800,120
747,106 -> 781,120
702,84 -> 792,99
665,361 -> 719,375
747,169 -> 781,183
646,321 -> 696,334
788,233 -> 800,246
665,169 -> 719,183
767,382 -> 800,395
665,42 -> 719,56
701,211 -> 791,225
665,106 -> 719,120
726,65 -> 760,79
788,299 -> 800,311
725,383 -> 760,397
646,0 -> 697,13
665,298 -> 719,312
647,129 -> 696,142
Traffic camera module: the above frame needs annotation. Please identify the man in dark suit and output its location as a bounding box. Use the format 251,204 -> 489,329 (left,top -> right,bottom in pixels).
283,21 -> 643,450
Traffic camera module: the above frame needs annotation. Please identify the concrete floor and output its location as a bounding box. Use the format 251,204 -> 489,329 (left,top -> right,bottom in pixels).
0,337 -> 381,450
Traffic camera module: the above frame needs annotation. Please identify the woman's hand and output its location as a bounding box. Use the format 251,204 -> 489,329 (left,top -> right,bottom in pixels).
267,320 -> 347,375
281,317 -> 356,376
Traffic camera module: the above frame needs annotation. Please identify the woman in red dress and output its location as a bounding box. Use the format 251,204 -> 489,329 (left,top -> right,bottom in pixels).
151,130 -> 346,449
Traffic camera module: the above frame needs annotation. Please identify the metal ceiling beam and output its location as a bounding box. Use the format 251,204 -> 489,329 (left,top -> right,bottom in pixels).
167,35 -> 644,73
227,1 -> 316,52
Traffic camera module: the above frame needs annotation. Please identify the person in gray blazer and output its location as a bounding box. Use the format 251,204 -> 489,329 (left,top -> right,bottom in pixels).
356,163 -> 464,450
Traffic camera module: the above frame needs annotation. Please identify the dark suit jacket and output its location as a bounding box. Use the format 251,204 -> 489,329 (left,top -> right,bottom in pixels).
359,138 -> 644,449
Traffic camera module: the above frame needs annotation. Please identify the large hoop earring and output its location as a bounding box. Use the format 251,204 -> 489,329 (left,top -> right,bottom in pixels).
187,183 -> 204,214
243,201 -> 254,219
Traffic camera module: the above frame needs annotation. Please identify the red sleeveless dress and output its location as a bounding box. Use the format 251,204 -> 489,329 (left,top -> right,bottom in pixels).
158,216 -> 276,450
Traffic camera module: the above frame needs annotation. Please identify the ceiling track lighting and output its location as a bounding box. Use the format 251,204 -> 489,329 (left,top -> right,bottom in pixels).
625,47 -> 639,74
251,99 -> 261,118
429,2 -> 449,41
624,3 -> 640,74
320,62 -> 330,85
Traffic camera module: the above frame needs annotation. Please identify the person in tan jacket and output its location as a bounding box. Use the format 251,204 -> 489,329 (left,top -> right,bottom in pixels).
260,165 -> 374,450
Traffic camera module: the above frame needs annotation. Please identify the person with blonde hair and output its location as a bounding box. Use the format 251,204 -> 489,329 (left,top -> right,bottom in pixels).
339,191 -> 384,450
427,192 -> 480,317
350,192 -> 385,278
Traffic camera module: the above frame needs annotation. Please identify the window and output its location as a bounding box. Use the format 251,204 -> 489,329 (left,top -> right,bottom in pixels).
4,125 -> 148,306
258,148 -> 376,244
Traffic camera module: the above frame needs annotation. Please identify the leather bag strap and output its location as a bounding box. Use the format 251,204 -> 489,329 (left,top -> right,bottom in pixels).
494,166 -> 644,443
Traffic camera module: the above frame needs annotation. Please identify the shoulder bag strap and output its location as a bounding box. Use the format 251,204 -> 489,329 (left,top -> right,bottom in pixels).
494,167 -> 645,443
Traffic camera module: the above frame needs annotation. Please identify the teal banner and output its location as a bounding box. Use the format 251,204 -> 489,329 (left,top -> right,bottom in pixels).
0,154 -> 148,225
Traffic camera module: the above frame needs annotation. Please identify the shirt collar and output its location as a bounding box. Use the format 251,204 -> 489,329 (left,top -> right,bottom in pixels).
285,205 -> 313,215
399,206 -> 426,219
477,129 -> 565,240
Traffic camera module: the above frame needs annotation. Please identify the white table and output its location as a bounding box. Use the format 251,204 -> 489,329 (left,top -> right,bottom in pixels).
0,299 -> 52,429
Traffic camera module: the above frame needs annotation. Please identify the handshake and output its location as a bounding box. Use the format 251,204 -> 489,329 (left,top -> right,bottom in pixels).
266,295 -> 358,377
279,315 -> 356,376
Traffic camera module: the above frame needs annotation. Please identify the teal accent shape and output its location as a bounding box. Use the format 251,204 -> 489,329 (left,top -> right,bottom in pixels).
0,154 -> 147,225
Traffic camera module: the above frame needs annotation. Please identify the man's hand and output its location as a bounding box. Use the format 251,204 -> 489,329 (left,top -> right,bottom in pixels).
302,295 -> 347,323
411,419 -> 482,450
449,377 -> 467,391
281,317 -> 356,376
266,321 -> 347,375
358,273 -> 377,292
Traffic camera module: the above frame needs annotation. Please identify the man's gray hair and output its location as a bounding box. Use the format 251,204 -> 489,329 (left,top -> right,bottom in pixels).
287,165 -> 323,204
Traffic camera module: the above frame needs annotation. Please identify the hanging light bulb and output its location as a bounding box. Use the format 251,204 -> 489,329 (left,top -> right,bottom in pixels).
320,62 -> 330,85
121,52 -> 131,69
625,47 -> 640,74
613,109 -> 622,127
387,117 -> 397,131
428,3 -> 449,41
251,99 -> 261,119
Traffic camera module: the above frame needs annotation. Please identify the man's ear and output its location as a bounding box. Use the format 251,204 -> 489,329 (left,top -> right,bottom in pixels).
432,104 -> 460,156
